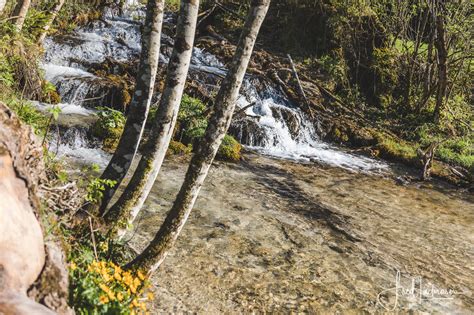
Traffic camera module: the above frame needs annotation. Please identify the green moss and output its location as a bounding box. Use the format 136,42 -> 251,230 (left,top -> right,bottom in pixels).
217,135 -> 242,162
91,107 -> 125,151
167,140 -> 192,156
375,133 -> 418,164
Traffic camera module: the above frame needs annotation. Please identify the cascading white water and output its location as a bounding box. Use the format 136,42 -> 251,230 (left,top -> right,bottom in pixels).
41,3 -> 388,173
49,128 -> 110,168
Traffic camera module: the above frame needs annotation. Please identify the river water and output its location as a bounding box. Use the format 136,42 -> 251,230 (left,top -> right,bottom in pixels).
39,3 -> 473,313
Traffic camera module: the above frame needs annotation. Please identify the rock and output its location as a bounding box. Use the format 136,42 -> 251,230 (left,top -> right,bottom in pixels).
0,154 -> 45,293
0,102 -> 46,293
0,102 -> 68,314
28,242 -> 73,315
0,292 -> 56,315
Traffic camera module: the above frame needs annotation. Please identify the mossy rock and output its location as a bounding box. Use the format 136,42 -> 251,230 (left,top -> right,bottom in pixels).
166,140 -> 192,156
216,135 -> 242,162
91,107 -> 125,152
373,132 -> 418,164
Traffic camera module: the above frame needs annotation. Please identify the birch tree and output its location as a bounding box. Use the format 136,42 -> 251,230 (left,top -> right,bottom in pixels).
104,0 -> 200,228
12,0 -> 31,31
37,0 -> 65,43
96,0 -> 165,215
125,0 -> 270,273
0,0 -> 6,14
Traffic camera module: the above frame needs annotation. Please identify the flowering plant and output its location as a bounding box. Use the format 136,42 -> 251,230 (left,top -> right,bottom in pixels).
69,252 -> 153,314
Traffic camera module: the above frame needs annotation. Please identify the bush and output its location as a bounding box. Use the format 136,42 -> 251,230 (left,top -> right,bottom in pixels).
177,94 -> 208,141
92,107 -> 126,151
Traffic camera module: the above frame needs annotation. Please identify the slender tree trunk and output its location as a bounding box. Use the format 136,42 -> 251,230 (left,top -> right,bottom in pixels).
37,0 -> 65,44
0,0 -> 6,14
12,0 -> 31,31
433,12 -> 447,123
104,0 -> 200,230
125,0 -> 270,274
95,0 -> 165,215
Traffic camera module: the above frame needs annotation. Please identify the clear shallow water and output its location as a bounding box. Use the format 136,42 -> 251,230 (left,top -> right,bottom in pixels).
41,3 -> 389,174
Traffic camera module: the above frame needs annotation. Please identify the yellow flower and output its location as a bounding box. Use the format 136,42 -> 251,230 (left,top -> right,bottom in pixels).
130,285 -> 137,294
137,270 -> 145,281
130,311 -> 136,315
139,302 -> 147,310
133,277 -> 141,288
114,272 -> 122,281
99,295 -> 109,304
69,262 -> 77,271
132,298 -> 139,307
99,283 -> 108,292
147,292 -> 154,301
117,292 -> 123,301
106,290 -> 115,300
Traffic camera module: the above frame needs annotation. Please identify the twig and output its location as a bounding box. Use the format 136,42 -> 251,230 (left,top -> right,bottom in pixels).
89,217 -> 99,260
287,54 -> 314,119
287,54 -> 309,105
234,102 -> 256,117
215,1 -> 246,21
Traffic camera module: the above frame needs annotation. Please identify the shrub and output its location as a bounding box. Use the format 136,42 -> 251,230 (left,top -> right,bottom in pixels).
85,178 -> 117,204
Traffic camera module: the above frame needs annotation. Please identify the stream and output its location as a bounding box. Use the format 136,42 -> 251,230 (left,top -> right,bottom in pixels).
38,3 -> 473,313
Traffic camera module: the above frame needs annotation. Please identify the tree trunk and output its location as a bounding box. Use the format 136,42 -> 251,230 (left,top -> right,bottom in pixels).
12,0 -> 31,31
37,0 -> 65,43
433,12 -> 447,123
104,0 -> 200,230
125,0 -> 270,274
96,0 -> 165,215
0,0 -> 6,14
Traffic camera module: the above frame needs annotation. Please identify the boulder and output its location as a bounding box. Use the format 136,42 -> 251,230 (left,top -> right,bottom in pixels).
0,102 -> 70,314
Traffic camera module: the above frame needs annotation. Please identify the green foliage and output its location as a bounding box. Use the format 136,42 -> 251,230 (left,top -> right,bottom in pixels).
7,96 -> 48,135
85,178 -> 117,204
92,107 -> 126,151
177,94 -> 208,139
68,235 -> 153,315
41,81 -> 61,104
23,7 -> 50,38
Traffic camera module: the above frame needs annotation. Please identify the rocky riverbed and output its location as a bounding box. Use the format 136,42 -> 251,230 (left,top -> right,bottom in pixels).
124,153 -> 473,313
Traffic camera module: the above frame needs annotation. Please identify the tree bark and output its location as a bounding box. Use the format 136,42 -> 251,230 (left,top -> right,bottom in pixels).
12,0 -> 31,31
96,0 -> 165,215
125,0 -> 270,274
104,0 -> 200,230
0,0 -> 6,14
37,0 -> 65,44
433,11 -> 447,123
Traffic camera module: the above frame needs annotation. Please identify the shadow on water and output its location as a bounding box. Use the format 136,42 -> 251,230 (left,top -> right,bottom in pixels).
229,159 -> 363,243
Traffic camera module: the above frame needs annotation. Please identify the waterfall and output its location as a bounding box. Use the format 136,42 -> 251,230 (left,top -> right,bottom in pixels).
40,3 -> 388,173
